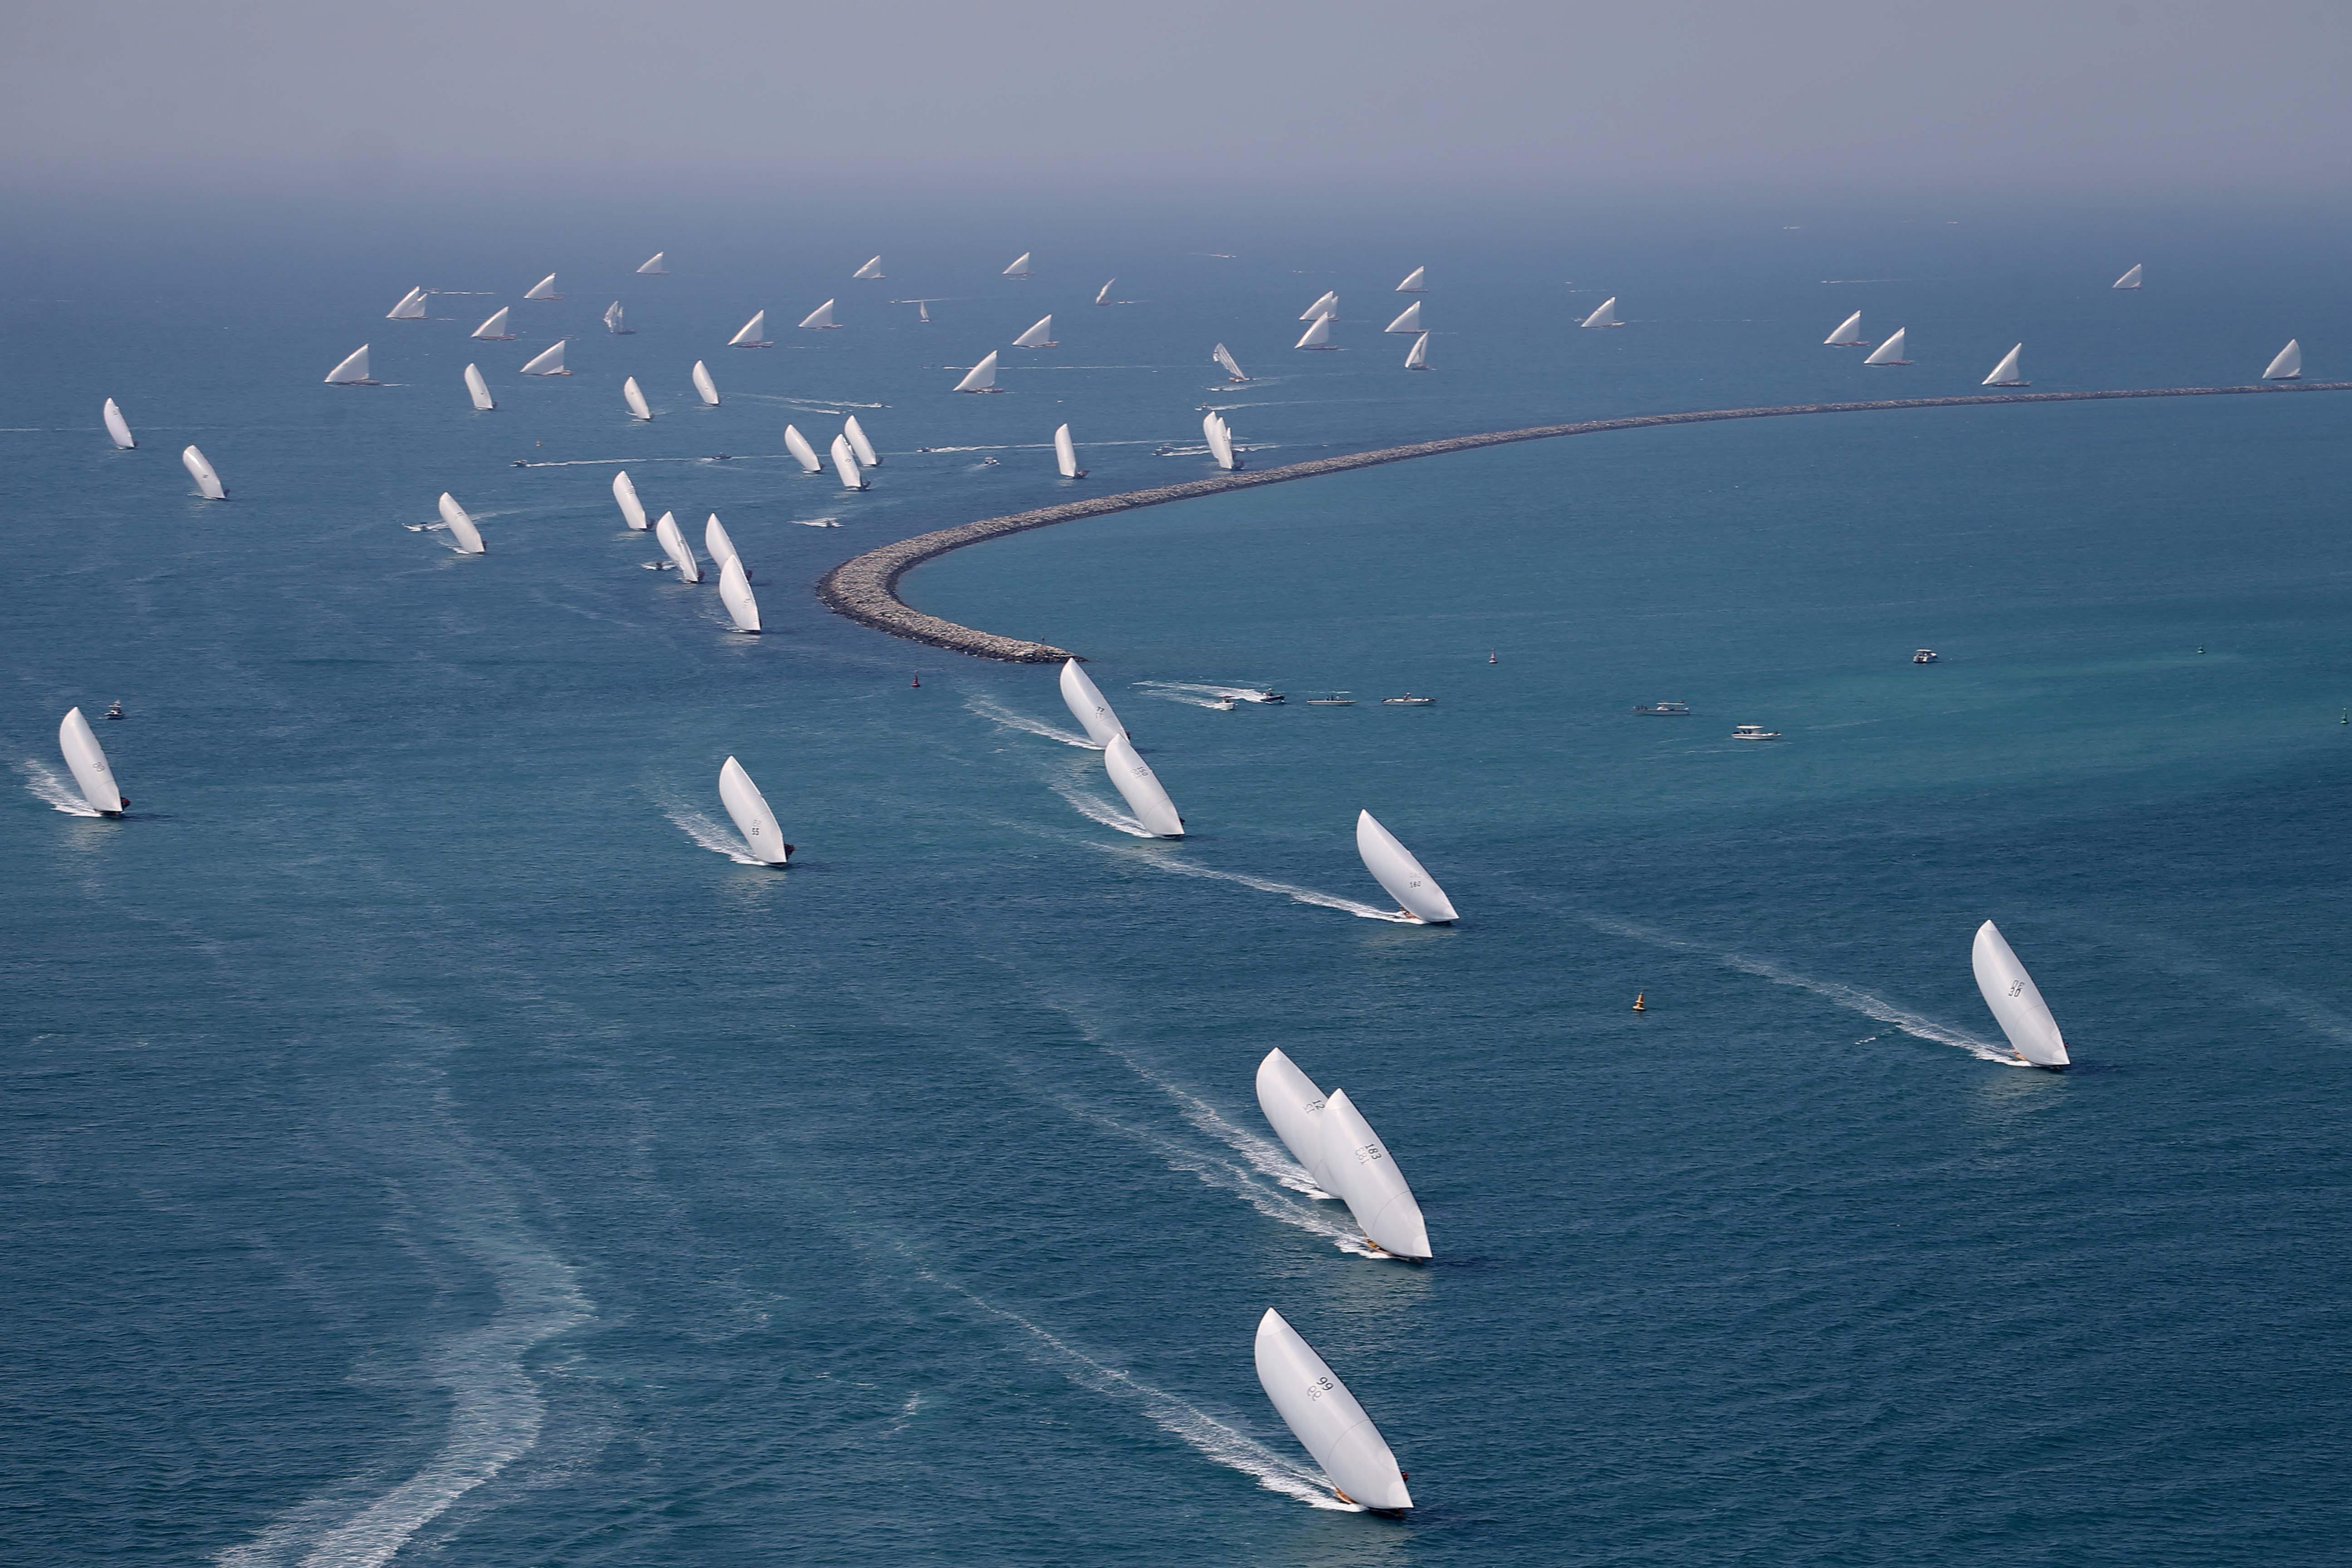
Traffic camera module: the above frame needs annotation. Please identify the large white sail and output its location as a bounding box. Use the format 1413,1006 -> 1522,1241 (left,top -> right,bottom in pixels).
324,345 -> 375,384
437,492 -> 485,554
472,306 -> 513,340
2112,263 -> 2142,289
637,252 -> 667,275
844,415 -> 880,468
1863,328 -> 1910,366
1058,659 -> 1127,746
1982,344 -> 2027,386
1383,301 -> 1422,333
1254,1049 -> 1329,1183
954,351 -> 1000,392
1824,310 -> 1866,346
623,376 -> 652,419
1395,265 -> 1426,293
1003,251 -> 1033,277
718,756 -> 790,863
524,273 -> 560,300
830,434 -> 868,490
604,300 -> 629,334
1054,422 -> 1084,478
1356,809 -> 1456,923
387,287 -> 428,320
654,511 -> 702,581
1580,296 -> 1622,328
520,341 -> 568,375
2264,339 -> 2303,380
1971,920 -> 2070,1068
692,360 -> 720,406
1404,331 -> 1430,370
1317,1089 -> 1431,1259
853,255 -> 884,279
1300,290 -> 1338,321
784,424 -> 823,473
1213,343 -> 1248,382
1102,734 -> 1182,836
1012,314 -> 1056,348
181,445 -> 225,499
1203,412 -> 1237,470
464,363 -> 495,410
917,301 -> 930,323
718,554 -> 762,632
612,470 -> 647,529
1295,314 -> 1335,350
799,300 -> 838,331
704,512 -> 741,572
1253,1309 -> 1412,1512
1095,278 -> 1115,305
59,707 -> 125,815
103,398 -> 135,449
730,310 -> 771,346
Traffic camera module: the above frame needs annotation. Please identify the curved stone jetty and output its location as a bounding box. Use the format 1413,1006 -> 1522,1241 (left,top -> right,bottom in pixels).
816,383 -> 2351,662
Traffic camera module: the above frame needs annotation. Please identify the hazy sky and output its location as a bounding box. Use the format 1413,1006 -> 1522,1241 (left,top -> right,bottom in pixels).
5,1 -> 2349,200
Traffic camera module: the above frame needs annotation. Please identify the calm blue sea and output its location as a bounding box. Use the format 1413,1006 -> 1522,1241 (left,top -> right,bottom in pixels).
5,195 -> 2351,1567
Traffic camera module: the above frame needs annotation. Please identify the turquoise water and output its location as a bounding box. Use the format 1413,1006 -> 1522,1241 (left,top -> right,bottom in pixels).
5,201 -> 2352,1566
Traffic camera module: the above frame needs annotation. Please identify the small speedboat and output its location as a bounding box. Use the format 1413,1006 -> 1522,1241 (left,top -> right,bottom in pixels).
104,701 -> 125,720
1731,724 -> 1782,740
1633,701 -> 1691,716
1232,689 -> 1284,703
1912,648 -> 1938,664
1210,696 -> 1237,711
1307,693 -> 1355,706
1383,693 -> 1435,706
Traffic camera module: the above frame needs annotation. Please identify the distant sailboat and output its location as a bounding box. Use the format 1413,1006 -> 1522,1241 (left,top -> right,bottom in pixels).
2264,339 -> 2303,380
1103,734 -> 1182,836
797,300 -> 838,331
1003,252 -> 1034,278
917,300 -> 931,323
472,306 -> 514,340
612,470 -> 648,529
464,363 -> 495,410
182,445 -> 225,499
1054,422 -> 1085,478
387,287 -> 428,320
1383,301 -> 1422,333
524,274 -> 561,300
520,341 -> 569,376
730,310 -> 772,346
1356,809 -> 1456,923
637,253 -> 667,275
623,376 -> 652,418
1824,310 -> 1867,347
1058,658 -> 1127,746
1012,314 -> 1056,348
692,361 -> 720,406
844,415 -> 880,468
830,434 -> 869,490
853,256 -> 885,279
705,513 -> 742,572
1863,328 -> 1911,366
953,351 -> 1001,393
718,756 -> 790,863
2112,263 -> 2143,289
1202,412 -> 1240,470
1982,344 -> 2027,386
324,345 -> 377,385
784,425 -> 823,473
1396,265 -> 1427,292
1318,1088 -> 1432,1258
1295,313 -> 1338,351
718,554 -> 761,632
1579,296 -> 1622,328
58,707 -> 126,815
1404,331 -> 1430,370
604,301 -> 632,335
1299,290 -> 1338,321
1971,920 -> 2070,1069
437,492 -> 485,555
1212,343 -> 1250,382
654,511 -> 702,581
103,398 -> 135,449
1254,1309 -> 1412,1513
1095,278 -> 1115,305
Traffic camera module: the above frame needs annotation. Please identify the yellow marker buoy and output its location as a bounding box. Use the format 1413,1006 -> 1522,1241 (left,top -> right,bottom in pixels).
1632,992 -> 1646,1012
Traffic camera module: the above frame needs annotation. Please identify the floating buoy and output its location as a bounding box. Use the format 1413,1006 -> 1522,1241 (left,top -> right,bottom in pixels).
910,673 -> 921,688
1488,650 -> 1497,665
1632,992 -> 1646,1013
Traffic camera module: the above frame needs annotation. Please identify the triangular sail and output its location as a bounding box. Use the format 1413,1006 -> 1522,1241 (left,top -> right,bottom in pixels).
830,435 -> 868,490
2264,339 -> 2303,380
1579,296 -> 1621,328
1982,344 -> 2026,386
844,415 -> 880,468
1058,660 -> 1127,746
637,253 -> 667,275
181,445 -> 225,499
1395,265 -> 1426,292
1102,734 -> 1182,836
1971,920 -> 2070,1068
2112,263 -> 2142,289
654,511 -> 701,581
953,351 -> 1000,392
717,756 -> 789,863
604,301 -> 627,334
1824,310 -> 1866,346
1213,343 -> 1247,381
853,256 -> 884,279
464,363 -> 495,410
623,376 -> 652,419
324,345 -> 373,384
1295,314 -> 1334,349
1003,252 -> 1033,277
1863,328 -> 1909,366
797,299 -> 836,330
1300,290 -> 1338,321
524,274 -> 560,300
917,301 -> 930,323
387,287 -> 428,319
1095,278 -> 1115,304
1012,315 -> 1055,348
437,492 -> 485,555
704,513 -> 740,571
1054,422 -> 1083,478
718,554 -> 761,632
1356,809 -> 1456,923
59,707 -> 125,814
1253,1310 -> 1412,1512
730,310 -> 770,345
103,398 -> 135,449
520,341 -> 568,375
1383,301 -> 1422,333
1317,1088 -> 1432,1259
612,470 -> 647,529
1203,412 -> 1236,470
1404,331 -> 1429,369
784,425 -> 822,473
1254,1049 -> 1330,1183
692,361 -> 719,406
472,306 -> 513,339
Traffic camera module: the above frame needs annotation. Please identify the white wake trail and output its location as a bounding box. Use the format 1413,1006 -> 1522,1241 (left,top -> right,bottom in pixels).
1049,776 -> 1155,837
966,694 -> 1099,750
21,759 -> 101,816
1095,843 -> 1409,922
664,804 -> 762,865
1093,1044 -> 1338,1200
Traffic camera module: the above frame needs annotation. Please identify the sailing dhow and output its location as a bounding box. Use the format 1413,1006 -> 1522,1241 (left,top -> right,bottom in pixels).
1212,343 -> 1250,382
830,434 -> 869,490
718,757 -> 790,863
103,398 -> 135,449
844,415 -> 880,468
1300,290 -> 1338,321
1054,422 -> 1085,478
730,310 -> 772,346
784,424 -> 823,473
1294,313 -> 1337,351
524,274 -> 561,300
637,253 -> 667,275
1982,344 -> 2027,386
1058,658 -> 1127,746
2112,263 -> 2142,289
1202,412 -> 1240,470
718,554 -> 761,632
1383,301 -> 1422,333
1003,252 -> 1034,277
953,351 -> 1001,393
1254,1049 -> 1331,1189
1318,1088 -> 1432,1259
324,345 -> 377,385
604,300 -> 632,335
1356,809 -> 1456,923
853,256 -> 885,279
2264,339 -> 2303,380
520,341 -> 569,376
464,363 -> 495,410
623,376 -> 652,419
472,306 -> 514,340
612,470 -> 648,529
654,511 -> 702,581
798,299 -> 838,331
1579,296 -> 1622,328
1863,328 -> 1911,366
692,361 -> 720,406
1396,265 -> 1426,292
59,707 -> 126,815
705,513 -> 742,573
1254,1309 -> 1412,1512
1971,920 -> 2070,1069
1404,331 -> 1429,370
387,287 -> 428,320
182,446 -> 225,499
437,493 -> 485,555
1095,279 -> 1115,305
1103,734 -> 1183,836
1012,315 -> 1056,348
1824,310 -> 1867,347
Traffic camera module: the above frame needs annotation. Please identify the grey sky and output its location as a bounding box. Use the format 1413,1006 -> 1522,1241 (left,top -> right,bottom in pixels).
6,1 -> 2349,198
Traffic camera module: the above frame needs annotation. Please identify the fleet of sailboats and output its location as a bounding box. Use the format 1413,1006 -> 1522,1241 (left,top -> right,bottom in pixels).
520,340 -> 569,375
1356,810 -> 1456,923
436,492 -> 485,554
59,707 -> 127,815
524,274 -> 562,300
1254,1309 -> 1412,1512
844,415 -> 880,467
387,287 -> 428,320
472,306 -> 514,340
1054,422 -> 1085,478
623,375 -> 652,418
1971,921 -> 2070,1068
1012,315 -> 1056,348
654,511 -> 701,581
1579,296 -> 1622,328
953,351 -> 1001,392
465,363 -> 495,410
612,470 -> 648,529
717,757 -> 789,863
830,434 -> 869,490
730,310 -> 772,346
692,361 -> 720,406
1863,328 -> 1911,366
324,345 -> 377,385
103,398 -> 135,449
2264,339 -> 2303,380
1982,344 -> 2027,386
182,445 -> 225,499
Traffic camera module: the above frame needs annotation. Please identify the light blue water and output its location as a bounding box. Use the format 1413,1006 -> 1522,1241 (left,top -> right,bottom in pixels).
5,198 -> 2351,1566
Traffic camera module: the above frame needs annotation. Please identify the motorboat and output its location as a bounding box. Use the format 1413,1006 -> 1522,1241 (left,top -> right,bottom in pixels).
1912,648 -> 1938,664
1307,693 -> 1355,706
1382,694 -> 1435,706
1632,701 -> 1691,716
1730,724 -> 1782,740
1232,689 -> 1284,703
1210,696 -> 1237,711
105,701 -> 125,720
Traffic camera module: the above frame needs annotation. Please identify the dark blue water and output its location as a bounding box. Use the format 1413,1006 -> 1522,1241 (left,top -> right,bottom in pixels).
5,198 -> 2351,1567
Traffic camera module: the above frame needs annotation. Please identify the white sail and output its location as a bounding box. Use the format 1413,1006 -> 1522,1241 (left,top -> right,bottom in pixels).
2112,263 -> 2142,289
718,554 -> 761,632
730,310 -> 771,346
704,512 -> 740,571
1202,412 -> 1237,470
623,376 -> 652,419
464,363 -> 495,410
1404,331 -> 1430,370
637,252 -> 667,275
2264,339 -> 2303,380
843,415 -> 880,468
1003,251 -> 1033,277
1383,301 -> 1422,333
1095,278 -> 1115,305
1102,734 -> 1182,837
524,273 -> 560,300
1318,1088 -> 1431,1259
1054,422 -> 1083,478
1253,1309 -> 1412,1512
520,341 -> 568,375
182,445 -> 225,499
59,707 -> 125,815
1579,296 -> 1621,328
830,434 -> 868,490
718,756 -> 789,863
612,470 -> 647,529
693,360 -> 720,406
1356,809 -> 1456,923
324,344 -> 374,384
1013,315 -> 1056,348
1863,328 -> 1910,366
1058,658 -> 1127,747
797,299 -> 837,331
1971,920 -> 2070,1068
654,511 -> 701,581
437,492 -> 485,555
604,300 -> 627,334
1824,310 -> 1866,346
1300,290 -> 1338,321
103,398 -> 135,449
917,301 -> 930,323
784,424 -> 823,473
472,306 -> 513,339
1254,1048 -> 1329,1181
1295,314 -> 1335,350
853,255 -> 885,279
1395,265 -> 1426,292
1982,344 -> 2027,386
954,350 -> 1000,392
1213,342 -> 1247,382
387,287 -> 428,319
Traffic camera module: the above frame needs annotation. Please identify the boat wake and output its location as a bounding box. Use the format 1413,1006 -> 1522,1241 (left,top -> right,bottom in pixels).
1048,776 -> 1156,837
967,695 -> 1098,749
1094,843 -> 1408,922
1089,1041 -> 1338,1200
664,804 -> 763,865
792,516 -> 843,529
21,760 -> 101,816
1134,681 -> 1282,709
